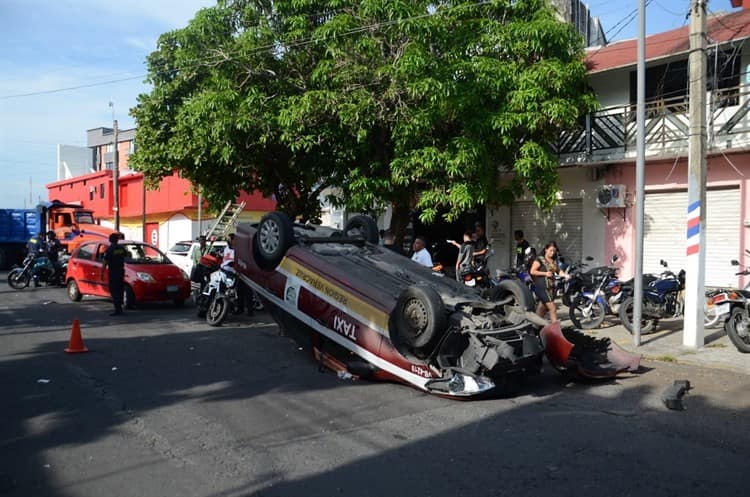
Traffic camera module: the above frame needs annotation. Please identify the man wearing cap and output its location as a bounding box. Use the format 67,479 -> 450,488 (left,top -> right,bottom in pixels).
101,232 -> 127,316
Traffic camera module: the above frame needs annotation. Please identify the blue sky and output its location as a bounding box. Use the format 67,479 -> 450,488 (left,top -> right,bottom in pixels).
0,0 -> 738,209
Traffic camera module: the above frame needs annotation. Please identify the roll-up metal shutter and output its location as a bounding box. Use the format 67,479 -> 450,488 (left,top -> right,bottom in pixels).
643,188 -> 740,287
511,199 -> 583,264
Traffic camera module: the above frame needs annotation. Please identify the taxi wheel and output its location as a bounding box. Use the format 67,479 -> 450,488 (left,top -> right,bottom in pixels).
253,212 -> 295,270
344,215 -> 379,244
393,285 -> 447,349
67,279 -> 83,302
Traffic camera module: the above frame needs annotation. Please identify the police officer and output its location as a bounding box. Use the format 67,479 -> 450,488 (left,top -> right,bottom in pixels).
46,231 -> 62,283
101,233 -> 126,316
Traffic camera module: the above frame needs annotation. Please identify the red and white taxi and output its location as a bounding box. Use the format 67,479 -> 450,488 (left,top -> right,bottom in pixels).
65,240 -> 191,308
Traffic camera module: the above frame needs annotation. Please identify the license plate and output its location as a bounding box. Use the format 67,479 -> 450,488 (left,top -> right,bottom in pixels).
715,302 -> 731,316
167,285 -> 179,293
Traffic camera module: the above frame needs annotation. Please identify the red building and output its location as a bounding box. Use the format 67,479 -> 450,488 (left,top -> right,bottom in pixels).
48,126 -> 276,250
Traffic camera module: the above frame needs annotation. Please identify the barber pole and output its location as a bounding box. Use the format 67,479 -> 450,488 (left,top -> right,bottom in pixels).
686,201 -> 700,256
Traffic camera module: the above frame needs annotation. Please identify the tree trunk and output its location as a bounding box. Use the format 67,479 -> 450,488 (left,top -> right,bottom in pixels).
389,200 -> 411,248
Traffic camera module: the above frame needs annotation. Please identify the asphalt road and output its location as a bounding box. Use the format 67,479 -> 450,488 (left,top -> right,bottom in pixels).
1,273 -> 749,497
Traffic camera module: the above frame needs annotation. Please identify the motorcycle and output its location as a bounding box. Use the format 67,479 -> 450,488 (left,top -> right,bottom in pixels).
618,259 -> 685,334
196,266 -> 246,326
7,253 -> 68,290
558,256 -> 595,307
568,256 -> 624,329
710,259 -> 750,353
459,248 -> 495,288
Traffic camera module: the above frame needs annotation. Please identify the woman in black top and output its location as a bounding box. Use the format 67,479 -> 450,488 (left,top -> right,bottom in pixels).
529,241 -> 568,321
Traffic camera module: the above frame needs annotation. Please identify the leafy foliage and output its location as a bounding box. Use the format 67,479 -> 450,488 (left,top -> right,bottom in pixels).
130,0 -> 596,224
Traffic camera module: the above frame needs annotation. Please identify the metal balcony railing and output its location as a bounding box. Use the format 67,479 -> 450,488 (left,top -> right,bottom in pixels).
555,82 -> 750,161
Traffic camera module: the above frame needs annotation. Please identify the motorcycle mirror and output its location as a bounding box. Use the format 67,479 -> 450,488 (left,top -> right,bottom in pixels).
585,256 -> 594,261
746,248 -> 750,256
611,255 -> 619,263
660,259 -> 667,267
731,259 -> 740,266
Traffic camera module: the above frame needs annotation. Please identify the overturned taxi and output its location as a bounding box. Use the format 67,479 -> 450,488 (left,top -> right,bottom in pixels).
234,213 -> 640,398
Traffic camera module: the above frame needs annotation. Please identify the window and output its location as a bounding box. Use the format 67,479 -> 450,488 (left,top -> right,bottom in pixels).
76,244 -> 95,260
89,189 -> 94,201
100,183 -> 105,199
129,140 -> 136,154
105,144 -> 113,153
105,162 -> 113,170
95,244 -> 107,261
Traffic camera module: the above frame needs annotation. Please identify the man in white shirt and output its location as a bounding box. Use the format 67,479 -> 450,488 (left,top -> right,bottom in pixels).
221,233 -> 235,271
410,236 -> 433,267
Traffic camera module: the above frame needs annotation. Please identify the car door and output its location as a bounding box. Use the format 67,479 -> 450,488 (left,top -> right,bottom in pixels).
67,242 -> 98,294
91,243 -> 110,296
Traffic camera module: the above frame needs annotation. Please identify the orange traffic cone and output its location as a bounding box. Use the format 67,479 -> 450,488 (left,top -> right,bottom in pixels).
65,319 -> 89,354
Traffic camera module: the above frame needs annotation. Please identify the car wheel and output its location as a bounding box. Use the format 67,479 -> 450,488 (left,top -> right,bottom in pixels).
206,296 -> 228,327
253,212 -> 295,270
393,285 -> 447,349
7,269 -> 30,290
67,279 -> 83,302
486,279 -> 535,312
344,215 -> 379,244
124,285 -> 136,309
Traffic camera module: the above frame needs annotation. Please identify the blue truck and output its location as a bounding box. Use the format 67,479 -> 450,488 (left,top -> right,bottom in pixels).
0,208 -> 41,269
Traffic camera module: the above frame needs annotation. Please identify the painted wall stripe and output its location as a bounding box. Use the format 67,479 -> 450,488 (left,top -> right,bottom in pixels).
687,244 -> 699,256
687,217 -> 700,229
687,200 -> 701,214
687,225 -> 700,238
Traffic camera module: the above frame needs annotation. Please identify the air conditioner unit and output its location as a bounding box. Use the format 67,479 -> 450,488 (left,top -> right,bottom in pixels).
596,184 -> 626,208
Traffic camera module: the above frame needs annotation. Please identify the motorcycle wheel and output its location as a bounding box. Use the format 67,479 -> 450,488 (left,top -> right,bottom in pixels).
562,290 -> 579,309
725,307 -> 750,353
569,296 -> 606,330
206,296 -> 229,327
618,296 -> 656,335
7,269 -> 30,290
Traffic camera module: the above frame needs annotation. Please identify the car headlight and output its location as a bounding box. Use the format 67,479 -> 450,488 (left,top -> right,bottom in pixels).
136,272 -> 155,282
447,373 -> 494,396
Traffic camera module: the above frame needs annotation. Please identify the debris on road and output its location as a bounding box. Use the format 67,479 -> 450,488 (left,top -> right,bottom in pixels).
662,380 -> 692,410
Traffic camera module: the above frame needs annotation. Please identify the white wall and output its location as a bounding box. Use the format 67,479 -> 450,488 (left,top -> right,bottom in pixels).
57,144 -> 93,180
161,213 -> 192,252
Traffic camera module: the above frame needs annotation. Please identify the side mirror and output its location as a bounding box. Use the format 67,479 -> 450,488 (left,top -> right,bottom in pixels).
660,259 -> 667,267
611,255 -> 619,263
731,260 -> 740,266
585,256 -> 594,261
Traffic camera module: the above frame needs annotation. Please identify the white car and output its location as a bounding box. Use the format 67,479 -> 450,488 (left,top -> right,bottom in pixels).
166,240 -> 227,276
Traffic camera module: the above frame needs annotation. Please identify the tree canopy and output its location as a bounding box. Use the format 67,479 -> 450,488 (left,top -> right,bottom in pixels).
130,0 -> 596,229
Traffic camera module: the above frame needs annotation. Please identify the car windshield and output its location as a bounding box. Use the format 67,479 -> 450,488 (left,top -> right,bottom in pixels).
168,242 -> 192,254
75,212 -> 95,224
122,243 -> 170,264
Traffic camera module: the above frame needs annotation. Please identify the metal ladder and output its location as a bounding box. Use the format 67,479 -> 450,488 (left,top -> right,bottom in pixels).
203,200 -> 246,240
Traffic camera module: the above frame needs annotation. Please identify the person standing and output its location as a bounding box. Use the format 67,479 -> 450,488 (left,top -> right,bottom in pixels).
45,231 -> 62,283
513,230 -> 531,269
529,241 -> 568,321
449,231 -> 474,281
410,236 -> 433,267
101,233 -> 126,316
472,222 -> 489,266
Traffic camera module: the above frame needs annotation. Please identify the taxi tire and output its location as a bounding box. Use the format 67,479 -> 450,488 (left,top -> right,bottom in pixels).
344,215 -> 379,244
393,284 -> 447,349
253,212 -> 295,271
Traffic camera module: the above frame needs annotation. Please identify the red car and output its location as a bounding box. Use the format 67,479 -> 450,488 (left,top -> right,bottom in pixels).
65,240 -> 191,308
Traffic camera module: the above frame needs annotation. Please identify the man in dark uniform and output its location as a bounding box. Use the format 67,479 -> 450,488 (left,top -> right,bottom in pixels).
27,232 -> 47,287
101,233 -> 126,316
45,231 -> 62,284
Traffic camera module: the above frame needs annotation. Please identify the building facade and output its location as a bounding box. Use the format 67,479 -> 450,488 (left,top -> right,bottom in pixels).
48,127 -> 276,251
488,4 -> 750,288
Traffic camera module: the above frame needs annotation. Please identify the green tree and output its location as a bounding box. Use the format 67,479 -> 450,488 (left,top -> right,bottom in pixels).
130,0 -> 596,232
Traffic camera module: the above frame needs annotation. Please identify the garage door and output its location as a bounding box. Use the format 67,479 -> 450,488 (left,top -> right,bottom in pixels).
511,199 -> 583,264
643,188 -> 740,287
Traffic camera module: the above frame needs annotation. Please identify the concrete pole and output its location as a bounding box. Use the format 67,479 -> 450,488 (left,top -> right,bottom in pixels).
142,177 -> 147,243
684,0 -> 707,349
632,0 -> 647,347
113,119 -> 120,232
197,190 -> 203,236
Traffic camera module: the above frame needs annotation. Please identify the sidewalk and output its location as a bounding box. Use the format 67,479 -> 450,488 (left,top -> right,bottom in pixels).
564,314 -> 750,376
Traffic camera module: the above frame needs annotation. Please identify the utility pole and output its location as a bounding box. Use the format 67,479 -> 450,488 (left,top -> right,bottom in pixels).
113,119 -> 120,232
632,0 -> 647,347
684,0 -> 708,349
198,190 -> 203,236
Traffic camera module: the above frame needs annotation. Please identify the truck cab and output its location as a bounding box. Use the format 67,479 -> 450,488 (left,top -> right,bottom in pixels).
42,201 -> 115,253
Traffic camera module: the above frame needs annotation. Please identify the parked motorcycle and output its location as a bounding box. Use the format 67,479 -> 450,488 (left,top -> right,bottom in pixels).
459,248 -> 495,288
7,253 -> 67,290
711,259 -> 750,353
618,259 -> 685,334
196,266 -> 246,326
558,256 -> 595,307
568,256 -> 624,329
